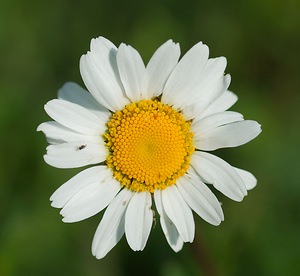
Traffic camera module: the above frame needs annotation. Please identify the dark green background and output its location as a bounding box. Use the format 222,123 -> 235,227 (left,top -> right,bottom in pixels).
1,0 -> 299,275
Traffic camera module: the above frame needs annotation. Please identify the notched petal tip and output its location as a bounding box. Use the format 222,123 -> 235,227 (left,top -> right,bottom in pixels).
50,200 -> 61,209
90,36 -> 117,53
79,53 -> 86,65
258,123 -> 262,132
118,42 -> 127,49
125,192 -> 153,251
163,39 -> 178,48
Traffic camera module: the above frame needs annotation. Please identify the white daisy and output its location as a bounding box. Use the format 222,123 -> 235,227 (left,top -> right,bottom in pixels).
37,36 -> 261,259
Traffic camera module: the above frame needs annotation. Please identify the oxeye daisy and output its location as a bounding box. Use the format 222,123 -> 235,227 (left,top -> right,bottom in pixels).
37,36 -> 261,259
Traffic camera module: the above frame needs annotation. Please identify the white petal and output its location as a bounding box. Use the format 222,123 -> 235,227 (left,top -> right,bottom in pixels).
194,119 -> 262,150
199,90 -> 238,120
37,121 -> 100,145
92,189 -> 133,259
80,56 -> 112,111
144,40 -> 180,98
44,99 -> 106,135
177,173 -> 224,225
117,43 -> 146,102
191,152 -> 247,201
161,185 -> 195,242
183,73 -> 230,120
233,167 -> 257,190
154,190 -> 184,252
61,175 -> 121,223
125,192 -> 153,251
192,57 -> 227,107
192,111 -> 244,137
80,37 -> 130,111
162,42 -> 209,108
44,141 -> 107,168
50,166 -> 110,208
58,82 -> 110,118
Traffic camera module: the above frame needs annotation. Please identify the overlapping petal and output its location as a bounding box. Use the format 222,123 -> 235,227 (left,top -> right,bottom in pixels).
192,111 -> 244,135
58,82 -> 110,117
44,141 -> 107,168
92,189 -> 133,259
191,152 -> 247,201
234,167 -> 257,190
37,121 -> 99,145
177,173 -> 224,225
161,185 -> 195,243
162,42 -> 209,109
117,43 -> 146,102
125,191 -> 153,251
50,166 -> 110,208
198,90 -> 238,120
60,175 -> 121,223
44,99 -> 106,135
183,73 -> 231,120
80,37 -> 130,111
154,190 -> 184,252
144,40 -> 180,98
192,111 -> 261,150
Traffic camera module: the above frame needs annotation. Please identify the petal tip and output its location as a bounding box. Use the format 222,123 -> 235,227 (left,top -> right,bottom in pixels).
36,123 -> 43,132
62,217 -> 74,223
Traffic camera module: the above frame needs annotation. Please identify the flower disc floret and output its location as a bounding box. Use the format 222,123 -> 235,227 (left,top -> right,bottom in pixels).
105,99 -> 195,193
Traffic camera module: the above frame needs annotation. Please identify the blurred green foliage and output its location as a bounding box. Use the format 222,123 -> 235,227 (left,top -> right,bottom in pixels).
1,0 -> 300,275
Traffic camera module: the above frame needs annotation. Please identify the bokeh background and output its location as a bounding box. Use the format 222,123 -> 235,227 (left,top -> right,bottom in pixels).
1,0 -> 300,275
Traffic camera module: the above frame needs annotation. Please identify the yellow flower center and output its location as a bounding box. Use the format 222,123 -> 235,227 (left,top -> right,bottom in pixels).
104,99 -> 194,193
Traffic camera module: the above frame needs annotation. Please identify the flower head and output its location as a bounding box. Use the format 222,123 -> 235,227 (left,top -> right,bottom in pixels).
38,37 -> 261,259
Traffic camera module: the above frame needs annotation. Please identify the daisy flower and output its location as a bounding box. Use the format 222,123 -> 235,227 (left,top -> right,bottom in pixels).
37,37 -> 261,259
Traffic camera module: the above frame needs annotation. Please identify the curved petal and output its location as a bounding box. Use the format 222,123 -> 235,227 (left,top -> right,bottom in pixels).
44,141 -> 107,168
58,82 -> 110,118
80,37 -> 130,111
194,119 -> 262,151
144,40 -> 180,98
183,73 -> 230,120
80,56 -> 112,111
44,99 -> 106,135
117,43 -> 146,102
61,175 -> 121,223
92,189 -> 134,259
50,166 -> 112,208
162,42 -> 209,108
50,166 -> 111,208
191,152 -> 247,201
191,57 -> 228,108
198,90 -> 238,120
177,173 -> 224,225
161,185 -> 195,243
154,190 -> 184,252
192,111 -> 244,137
37,121 -> 100,145
125,192 -> 153,251
233,167 -> 257,190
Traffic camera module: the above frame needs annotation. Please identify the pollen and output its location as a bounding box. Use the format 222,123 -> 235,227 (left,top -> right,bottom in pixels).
104,99 -> 194,193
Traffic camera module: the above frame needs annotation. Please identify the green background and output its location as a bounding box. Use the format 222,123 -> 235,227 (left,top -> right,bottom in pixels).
1,0 -> 299,275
